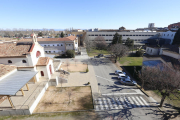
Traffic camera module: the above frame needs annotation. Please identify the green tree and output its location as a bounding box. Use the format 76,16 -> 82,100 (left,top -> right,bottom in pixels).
60,32 -> 64,38
136,50 -> 144,57
125,38 -> 134,51
172,28 -> 180,45
38,32 -> 43,36
112,32 -> 122,44
66,50 -> 75,58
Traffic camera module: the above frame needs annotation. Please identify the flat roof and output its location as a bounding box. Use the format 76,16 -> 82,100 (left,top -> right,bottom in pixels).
143,60 -> 163,67
0,71 -> 38,96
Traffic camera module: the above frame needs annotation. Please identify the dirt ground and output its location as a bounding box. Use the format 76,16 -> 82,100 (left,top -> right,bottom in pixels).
60,63 -> 87,72
34,86 -> 93,113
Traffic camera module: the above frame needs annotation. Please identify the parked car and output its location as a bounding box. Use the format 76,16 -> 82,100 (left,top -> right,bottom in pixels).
120,77 -> 137,86
115,70 -> 126,75
94,54 -> 104,58
118,74 -> 126,79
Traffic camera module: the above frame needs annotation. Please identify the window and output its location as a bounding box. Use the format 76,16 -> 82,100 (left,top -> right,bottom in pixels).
167,34 -> 169,36
171,34 -> 173,37
126,35 -> 129,36
49,51 -> 51,53
8,60 -> 12,63
123,35 -> 125,36
147,48 -> 149,52
41,71 -> 44,76
44,45 -> 46,46
53,45 -> 54,46
133,35 -> 135,36
91,35 -> 94,36
54,51 -> 55,53
36,51 -> 41,58
106,40 -> 108,41
164,34 -> 165,36
99,34 -> 102,36
145,35 -> 147,36
45,51 -> 47,53
106,34 -> 109,36
129,35 -> 132,36
95,34 -> 98,36
109,34 -> 112,36
48,45 -> 50,46
69,44 -> 70,46
57,44 -> 59,46
151,49 -> 152,53
136,35 -> 138,36
142,35 -> 144,36
22,60 -> 27,63
102,34 -> 105,36
61,44 -> 63,46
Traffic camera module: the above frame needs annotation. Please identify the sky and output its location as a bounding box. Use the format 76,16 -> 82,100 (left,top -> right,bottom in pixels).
0,0 -> 179,30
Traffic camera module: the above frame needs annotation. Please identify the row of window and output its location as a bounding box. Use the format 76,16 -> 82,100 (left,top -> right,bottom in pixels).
45,51 -> 64,53
43,44 -> 63,47
92,39 -> 147,42
8,60 -> 27,64
88,34 -> 154,36
162,34 -> 174,37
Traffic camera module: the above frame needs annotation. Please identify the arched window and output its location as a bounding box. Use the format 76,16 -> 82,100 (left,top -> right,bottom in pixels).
36,51 -> 41,58
22,60 -> 27,63
41,71 -> 44,76
8,60 -> 12,63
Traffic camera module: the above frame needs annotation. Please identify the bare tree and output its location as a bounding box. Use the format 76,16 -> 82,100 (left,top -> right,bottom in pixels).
67,89 -> 73,104
109,44 -> 129,63
138,64 -> 180,107
74,59 -> 78,66
84,34 -> 95,52
94,36 -> 107,51
59,77 -> 64,92
66,60 -> 70,71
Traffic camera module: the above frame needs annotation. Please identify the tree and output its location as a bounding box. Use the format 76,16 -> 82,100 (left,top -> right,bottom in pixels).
111,32 -> 122,44
125,38 -> 134,52
66,50 -> 75,58
66,60 -> 70,71
136,50 -> 144,57
84,35 -> 95,52
38,32 -> 43,36
172,28 -> 180,45
138,65 -> 180,107
94,36 -> 107,50
109,44 -> 128,63
60,32 -> 64,38
67,89 -> 73,104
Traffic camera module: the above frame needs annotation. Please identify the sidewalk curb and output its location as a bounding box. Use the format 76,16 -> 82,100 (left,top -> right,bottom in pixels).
135,84 -> 149,97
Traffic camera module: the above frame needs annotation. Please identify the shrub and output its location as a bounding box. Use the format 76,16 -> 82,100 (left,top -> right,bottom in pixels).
136,50 -> 144,57
86,67 -> 89,72
66,50 -> 75,58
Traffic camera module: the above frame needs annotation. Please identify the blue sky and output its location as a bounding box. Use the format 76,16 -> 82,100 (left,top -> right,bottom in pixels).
0,0 -> 179,30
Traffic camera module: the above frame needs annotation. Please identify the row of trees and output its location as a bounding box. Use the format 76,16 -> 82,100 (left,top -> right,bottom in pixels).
0,28 -> 61,38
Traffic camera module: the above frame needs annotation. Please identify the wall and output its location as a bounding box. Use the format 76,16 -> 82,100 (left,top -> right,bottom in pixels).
146,47 -> 159,55
36,66 -> 49,79
46,59 -> 54,79
162,50 -> 180,59
29,43 -> 45,66
159,31 -> 176,44
0,57 -> 29,66
86,31 -> 157,45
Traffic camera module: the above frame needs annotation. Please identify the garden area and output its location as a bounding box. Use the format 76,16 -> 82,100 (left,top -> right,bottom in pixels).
34,86 -> 93,113
87,49 -> 109,57
118,57 -> 143,66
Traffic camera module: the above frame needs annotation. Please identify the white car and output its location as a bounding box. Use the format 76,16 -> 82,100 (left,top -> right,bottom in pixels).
115,70 -> 126,75
118,74 -> 126,79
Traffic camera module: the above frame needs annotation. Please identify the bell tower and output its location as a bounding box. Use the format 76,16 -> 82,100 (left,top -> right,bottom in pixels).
31,33 -> 37,43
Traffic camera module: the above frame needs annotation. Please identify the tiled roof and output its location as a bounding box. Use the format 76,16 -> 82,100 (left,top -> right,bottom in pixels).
19,35 -> 76,42
0,64 -> 16,78
36,57 -> 52,66
0,43 -> 33,57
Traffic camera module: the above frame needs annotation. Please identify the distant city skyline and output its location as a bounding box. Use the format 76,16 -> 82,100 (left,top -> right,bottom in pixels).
0,0 -> 179,30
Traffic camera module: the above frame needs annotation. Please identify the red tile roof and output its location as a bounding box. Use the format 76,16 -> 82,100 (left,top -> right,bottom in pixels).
0,64 -> 16,78
19,35 -> 76,42
0,43 -> 34,57
36,57 -> 52,66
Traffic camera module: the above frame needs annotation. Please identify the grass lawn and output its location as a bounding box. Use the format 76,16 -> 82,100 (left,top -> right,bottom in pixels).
119,57 -> 143,66
87,49 -> 109,57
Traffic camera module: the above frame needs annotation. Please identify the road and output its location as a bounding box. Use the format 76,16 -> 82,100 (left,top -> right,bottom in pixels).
89,58 -> 164,120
